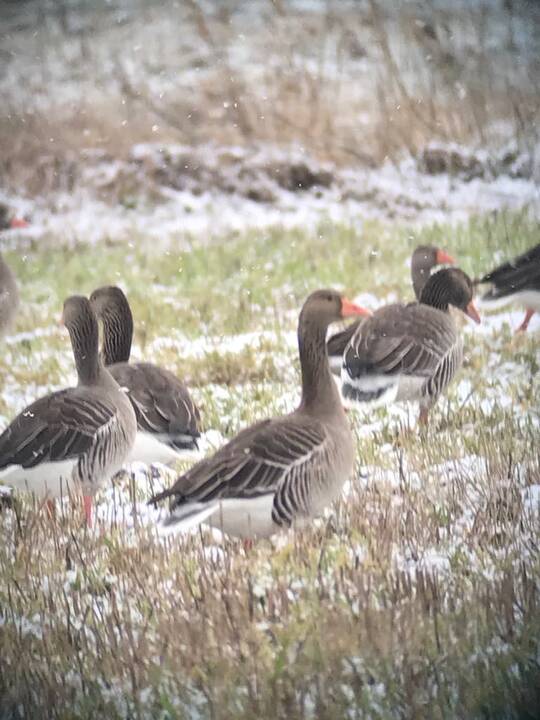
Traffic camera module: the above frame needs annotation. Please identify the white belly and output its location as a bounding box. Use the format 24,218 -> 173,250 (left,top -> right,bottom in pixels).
0,460 -> 78,499
208,495 -> 277,539
395,375 -> 426,402
516,290 -> 540,311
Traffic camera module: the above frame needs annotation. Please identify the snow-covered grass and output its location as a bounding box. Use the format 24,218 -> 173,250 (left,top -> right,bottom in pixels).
0,213 -> 539,718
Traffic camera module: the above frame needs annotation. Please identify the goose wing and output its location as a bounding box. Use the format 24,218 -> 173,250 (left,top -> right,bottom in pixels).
326,319 -> 364,358
150,415 -> 329,526
111,362 -> 200,443
0,388 -> 117,469
481,243 -> 540,298
343,303 -> 456,380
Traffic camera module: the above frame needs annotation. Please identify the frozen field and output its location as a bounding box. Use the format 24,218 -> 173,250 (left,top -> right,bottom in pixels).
1,0 -> 540,718
1,212 -> 539,719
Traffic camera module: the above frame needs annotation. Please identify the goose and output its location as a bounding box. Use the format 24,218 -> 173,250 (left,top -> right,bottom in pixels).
327,245 -> 455,373
0,203 -> 28,231
341,268 -> 480,424
149,290 -> 371,539
0,252 -> 19,340
0,207 -> 28,339
0,296 -> 137,524
479,243 -> 540,333
89,286 -> 201,465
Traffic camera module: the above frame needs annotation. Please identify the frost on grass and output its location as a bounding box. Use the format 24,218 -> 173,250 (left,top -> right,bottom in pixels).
0,216 -> 539,718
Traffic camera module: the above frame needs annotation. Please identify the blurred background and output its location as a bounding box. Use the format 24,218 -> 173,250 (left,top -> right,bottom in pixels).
1,0 -> 539,241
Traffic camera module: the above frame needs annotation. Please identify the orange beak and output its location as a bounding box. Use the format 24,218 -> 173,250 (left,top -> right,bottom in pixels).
10,217 -> 29,229
436,249 -> 455,265
341,298 -> 372,318
465,301 -> 481,324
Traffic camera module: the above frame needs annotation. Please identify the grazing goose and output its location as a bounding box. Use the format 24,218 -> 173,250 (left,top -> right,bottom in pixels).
0,252 -> 19,340
479,243 -> 540,333
149,290 -> 370,539
0,296 -> 137,524
341,268 -> 480,424
327,245 -> 455,373
89,286 -> 201,465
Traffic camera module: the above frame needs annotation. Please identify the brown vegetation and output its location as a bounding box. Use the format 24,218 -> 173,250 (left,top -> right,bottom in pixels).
1,0 -> 539,194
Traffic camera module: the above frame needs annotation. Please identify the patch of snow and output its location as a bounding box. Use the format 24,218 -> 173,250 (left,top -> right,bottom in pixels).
521,484 -> 540,515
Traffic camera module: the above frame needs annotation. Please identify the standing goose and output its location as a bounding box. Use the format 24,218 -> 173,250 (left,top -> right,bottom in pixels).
327,245 -> 455,373
0,296 -> 137,524
149,290 -> 370,539
341,268 -> 480,424
89,286 -> 201,465
479,243 -> 540,333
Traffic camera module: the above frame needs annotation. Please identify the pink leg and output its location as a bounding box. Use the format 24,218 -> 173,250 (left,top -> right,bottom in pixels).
418,407 -> 429,426
516,308 -> 534,333
83,495 -> 93,527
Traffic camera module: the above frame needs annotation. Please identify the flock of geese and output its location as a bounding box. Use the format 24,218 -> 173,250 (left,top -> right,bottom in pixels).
0,203 -> 539,538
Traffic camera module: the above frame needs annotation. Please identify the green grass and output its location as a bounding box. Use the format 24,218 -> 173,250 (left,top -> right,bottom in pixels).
0,211 -> 539,719
7,209 -> 538,341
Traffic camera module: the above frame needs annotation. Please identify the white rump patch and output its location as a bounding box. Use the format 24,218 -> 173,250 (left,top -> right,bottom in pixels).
160,494 -> 276,539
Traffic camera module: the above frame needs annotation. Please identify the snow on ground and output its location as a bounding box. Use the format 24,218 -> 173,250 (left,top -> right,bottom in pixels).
1,140 -> 539,248
1,303 -> 537,567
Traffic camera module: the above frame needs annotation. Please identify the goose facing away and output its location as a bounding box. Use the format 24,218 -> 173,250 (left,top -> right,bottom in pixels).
341,268 -> 480,424
89,286 -> 201,465
0,253 -> 19,340
327,244 -> 455,373
479,243 -> 540,332
0,296 -> 137,524
149,290 -> 371,539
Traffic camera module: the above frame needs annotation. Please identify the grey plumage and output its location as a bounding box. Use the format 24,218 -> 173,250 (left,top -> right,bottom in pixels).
327,244 -> 454,370
341,268 -> 479,418
150,289 -> 367,538
0,296 -> 137,504
90,286 -> 200,460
